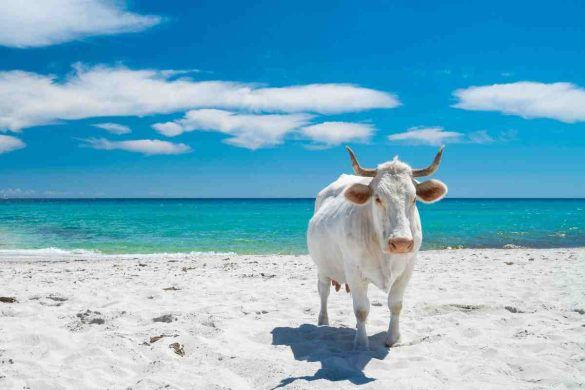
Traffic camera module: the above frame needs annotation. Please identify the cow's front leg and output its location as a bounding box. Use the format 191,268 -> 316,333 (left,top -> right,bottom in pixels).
385,262 -> 414,347
348,274 -> 370,349
317,274 -> 331,326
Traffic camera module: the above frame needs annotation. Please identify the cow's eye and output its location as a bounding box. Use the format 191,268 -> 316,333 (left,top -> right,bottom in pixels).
375,196 -> 382,205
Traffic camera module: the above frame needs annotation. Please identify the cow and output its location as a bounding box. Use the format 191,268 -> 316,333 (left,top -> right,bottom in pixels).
307,146 -> 447,348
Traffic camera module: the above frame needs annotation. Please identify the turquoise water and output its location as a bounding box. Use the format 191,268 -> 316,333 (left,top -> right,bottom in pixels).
0,199 -> 583,254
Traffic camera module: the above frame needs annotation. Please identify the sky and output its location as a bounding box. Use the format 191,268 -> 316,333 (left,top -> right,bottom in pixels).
0,0 -> 584,198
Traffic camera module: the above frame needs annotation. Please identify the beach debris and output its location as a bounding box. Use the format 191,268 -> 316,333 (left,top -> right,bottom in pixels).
138,263 -> 147,267
169,342 -> 185,357
0,297 -> 16,303
505,306 -> 524,314
505,261 -> 514,265
142,334 -> 179,345
47,295 -> 67,302
149,334 -> 178,344
162,286 -> 181,291
152,314 -> 175,323
503,244 -> 523,249
449,304 -> 484,312
33,294 -> 69,307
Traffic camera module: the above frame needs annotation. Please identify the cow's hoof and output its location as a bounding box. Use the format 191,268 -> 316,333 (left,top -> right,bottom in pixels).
385,333 -> 400,348
353,337 -> 369,350
318,314 -> 329,326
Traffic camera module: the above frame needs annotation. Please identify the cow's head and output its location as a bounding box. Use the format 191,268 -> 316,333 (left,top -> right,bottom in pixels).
344,147 -> 447,254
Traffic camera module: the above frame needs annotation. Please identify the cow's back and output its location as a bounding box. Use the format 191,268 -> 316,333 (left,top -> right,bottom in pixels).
308,174 -> 372,282
313,174 -> 372,212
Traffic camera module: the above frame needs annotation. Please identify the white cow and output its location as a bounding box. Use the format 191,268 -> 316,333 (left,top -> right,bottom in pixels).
307,146 -> 448,348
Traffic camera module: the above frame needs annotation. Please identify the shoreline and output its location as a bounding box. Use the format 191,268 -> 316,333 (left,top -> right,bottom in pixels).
0,246 -> 584,261
1,248 -> 584,389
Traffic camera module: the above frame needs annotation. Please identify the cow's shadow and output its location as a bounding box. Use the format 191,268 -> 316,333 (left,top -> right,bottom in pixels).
271,324 -> 389,388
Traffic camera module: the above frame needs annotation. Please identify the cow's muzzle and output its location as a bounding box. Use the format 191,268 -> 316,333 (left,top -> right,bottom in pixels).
388,237 -> 414,253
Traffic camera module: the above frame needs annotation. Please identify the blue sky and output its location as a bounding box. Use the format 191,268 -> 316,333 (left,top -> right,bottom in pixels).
0,0 -> 583,198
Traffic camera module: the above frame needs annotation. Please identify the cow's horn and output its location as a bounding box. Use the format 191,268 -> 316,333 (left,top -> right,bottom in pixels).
346,146 -> 377,177
412,146 -> 444,177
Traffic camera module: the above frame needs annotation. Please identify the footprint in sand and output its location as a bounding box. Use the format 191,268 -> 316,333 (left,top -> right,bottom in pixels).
42,294 -> 68,307
75,310 -> 105,326
418,303 -> 489,316
152,314 -> 176,323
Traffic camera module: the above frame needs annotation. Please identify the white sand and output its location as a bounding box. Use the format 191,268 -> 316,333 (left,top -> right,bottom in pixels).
1,248 -> 584,389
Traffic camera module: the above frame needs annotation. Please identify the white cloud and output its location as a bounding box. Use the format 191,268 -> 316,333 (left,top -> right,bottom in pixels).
388,127 -> 464,146
467,130 -> 494,144
154,112 -> 376,150
152,122 -> 185,137
0,188 -> 36,198
301,122 -> 374,147
388,127 -> 498,146
0,0 -> 161,48
0,64 -> 399,132
0,135 -> 26,154
93,123 -> 131,135
453,82 -> 585,123
153,109 -> 313,149
81,138 -> 191,155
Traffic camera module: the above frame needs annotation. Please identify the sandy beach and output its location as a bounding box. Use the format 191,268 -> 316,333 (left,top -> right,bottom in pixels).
1,248 -> 584,389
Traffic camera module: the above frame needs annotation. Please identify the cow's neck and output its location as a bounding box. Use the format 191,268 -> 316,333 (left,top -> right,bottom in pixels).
356,205 -> 417,291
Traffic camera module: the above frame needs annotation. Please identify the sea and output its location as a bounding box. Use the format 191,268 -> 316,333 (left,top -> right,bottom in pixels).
0,198 -> 583,255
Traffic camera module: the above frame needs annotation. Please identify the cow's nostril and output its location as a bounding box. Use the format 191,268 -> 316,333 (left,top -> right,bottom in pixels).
388,238 -> 414,253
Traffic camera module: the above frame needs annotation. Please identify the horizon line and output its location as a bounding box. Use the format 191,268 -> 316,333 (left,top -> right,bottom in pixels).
1,197 -> 584,201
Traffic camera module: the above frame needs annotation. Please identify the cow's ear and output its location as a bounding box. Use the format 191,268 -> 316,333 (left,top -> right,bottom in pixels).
416,179 -> 448,203
345,183 -> 373,205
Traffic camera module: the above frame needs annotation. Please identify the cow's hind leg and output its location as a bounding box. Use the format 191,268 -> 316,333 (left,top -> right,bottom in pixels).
317,274 -> 331,326
348,274 -> 370,349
